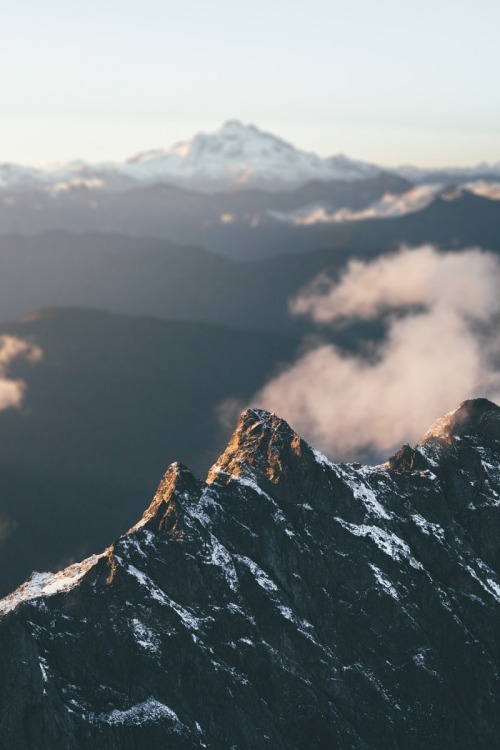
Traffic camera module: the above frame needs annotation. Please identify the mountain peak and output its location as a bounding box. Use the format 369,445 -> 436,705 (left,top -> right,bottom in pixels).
120,121 -> 381,192
388,398 -> 500,473
422,397 -> 500,444
207,408 -> 306,485
131,461 -> 199,538
1,401 -> 500,746
218,119 -> 259,135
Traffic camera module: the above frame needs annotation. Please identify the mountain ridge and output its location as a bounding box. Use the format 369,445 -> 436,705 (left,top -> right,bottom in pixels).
1,398 -> 499,748
2,120 -> 500,195
0,121 -> 382,195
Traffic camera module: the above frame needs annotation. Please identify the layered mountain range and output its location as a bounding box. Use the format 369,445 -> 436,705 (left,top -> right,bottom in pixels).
1,187 -> 500,327
0,121 -> 498,262
1,398 -> 499,748
1,120 -> 500,195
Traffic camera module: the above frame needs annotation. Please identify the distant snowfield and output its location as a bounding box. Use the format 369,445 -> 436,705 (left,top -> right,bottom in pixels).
1,120 -> 499,195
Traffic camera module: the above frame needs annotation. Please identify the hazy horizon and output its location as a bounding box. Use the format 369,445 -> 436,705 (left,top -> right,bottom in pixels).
2,0 -> 498,168
1,118 -> 499,172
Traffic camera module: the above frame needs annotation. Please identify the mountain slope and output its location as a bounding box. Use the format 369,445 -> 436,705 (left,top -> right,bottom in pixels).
1,399 -> 499,748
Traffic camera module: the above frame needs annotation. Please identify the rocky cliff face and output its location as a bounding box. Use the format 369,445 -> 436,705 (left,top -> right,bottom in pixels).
0,399 -> 499,749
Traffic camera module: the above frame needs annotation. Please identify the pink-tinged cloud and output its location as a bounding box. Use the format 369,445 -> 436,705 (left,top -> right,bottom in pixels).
252,246 -> 500,461
0,336 -> 43,411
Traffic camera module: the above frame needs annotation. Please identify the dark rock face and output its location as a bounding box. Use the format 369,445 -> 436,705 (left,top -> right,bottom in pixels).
1,399 -> 500,749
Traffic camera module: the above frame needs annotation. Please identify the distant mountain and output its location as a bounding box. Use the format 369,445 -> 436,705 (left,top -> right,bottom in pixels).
120,120 -> 382,191
0,309 -> 298,597
0,173 -> 411,257
396,162 -> 500,184
1,399 -> 499,748
0,121 -> 498,262
1,120 -> 499,197
0,121 -> 383,195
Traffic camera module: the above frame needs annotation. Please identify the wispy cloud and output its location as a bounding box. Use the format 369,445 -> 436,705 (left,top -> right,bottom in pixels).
271,185 -> 444,226
292,245 -> 500,322
270,180 -> 500,227
49,177 -> 104,194
0,336 -> 43,411
253,246 -> 500,461
461,180 -> 500,201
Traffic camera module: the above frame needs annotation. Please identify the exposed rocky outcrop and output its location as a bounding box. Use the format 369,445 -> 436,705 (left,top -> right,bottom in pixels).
1,399 -> 499,749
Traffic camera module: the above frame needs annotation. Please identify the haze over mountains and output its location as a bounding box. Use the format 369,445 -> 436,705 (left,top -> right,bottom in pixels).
0,120 -> 395,193
0,120 -> 499,598
2,120 -> 500,194
0,121 -> 499,262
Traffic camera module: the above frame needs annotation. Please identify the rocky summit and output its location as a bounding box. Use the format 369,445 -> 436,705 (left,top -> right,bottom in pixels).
1,399 -> 499,749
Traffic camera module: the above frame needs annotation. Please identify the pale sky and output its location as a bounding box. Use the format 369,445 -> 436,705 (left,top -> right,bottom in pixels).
1,0 -> 499,167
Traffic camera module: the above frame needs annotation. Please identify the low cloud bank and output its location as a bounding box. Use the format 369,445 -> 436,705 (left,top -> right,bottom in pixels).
460,180 -> 500,200
271,180 -> 500,227
0,336 -> 43,411
253,245 -> 500,461
271,185 -> 443,226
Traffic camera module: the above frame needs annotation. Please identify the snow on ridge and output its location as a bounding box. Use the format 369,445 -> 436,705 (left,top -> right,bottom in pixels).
411,514 -> 445,541
235,555 -> 278,592
369,564 -> 400,601
312,448 -> 337,471
0,553 -> 104,615
2,125 -> 500,195
337,465 -> 393,520
203,533 -> 239,592
125,563 -> 202,630
0,121 -> 382,194
130,618 -> 161,654
96,697 -> 184,728
120,119 -> 379,190
335,518 -> 423,569
465,565 -> 500,604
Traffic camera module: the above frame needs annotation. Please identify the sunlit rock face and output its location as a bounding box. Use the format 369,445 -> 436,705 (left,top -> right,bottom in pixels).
1,399 -> 500,749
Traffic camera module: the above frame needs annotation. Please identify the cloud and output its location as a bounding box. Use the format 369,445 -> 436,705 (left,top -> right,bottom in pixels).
0,336 -> 43,411
270,180 -> 500,227
292,245 -> 500,322
215,396 -> 246,433
252,246 -> 500,461
49,177 -> 104,194
271,184 -> 444,226
462,181 -> 500,201
219,213 -> 237,224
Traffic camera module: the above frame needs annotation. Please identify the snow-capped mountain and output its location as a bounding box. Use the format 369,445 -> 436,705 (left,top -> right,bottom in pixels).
0,121 -> 383,194
1,399 -> 499,748
120,120 -> 382,192
1,120 -> 499,195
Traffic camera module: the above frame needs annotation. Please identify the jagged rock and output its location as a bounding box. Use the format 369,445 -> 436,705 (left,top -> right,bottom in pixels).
1,399 -> 500,749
